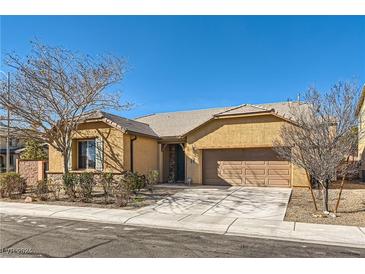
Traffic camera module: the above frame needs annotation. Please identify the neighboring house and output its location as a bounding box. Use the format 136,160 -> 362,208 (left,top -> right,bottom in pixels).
47,102 -> 310,187
356,85 -> 365,181
0,122 -> 24,173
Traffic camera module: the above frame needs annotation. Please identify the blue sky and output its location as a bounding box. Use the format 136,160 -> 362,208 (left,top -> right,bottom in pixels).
1,16 -> 364,118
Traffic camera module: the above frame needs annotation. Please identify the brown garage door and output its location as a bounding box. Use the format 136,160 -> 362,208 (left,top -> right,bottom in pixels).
203,148 -> 291,187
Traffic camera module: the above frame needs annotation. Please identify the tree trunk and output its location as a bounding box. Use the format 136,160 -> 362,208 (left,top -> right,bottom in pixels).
63,150 -> 69,175
321,180 -> 329,213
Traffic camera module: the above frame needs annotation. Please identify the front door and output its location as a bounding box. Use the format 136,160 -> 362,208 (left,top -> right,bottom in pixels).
176,144 -> 185,182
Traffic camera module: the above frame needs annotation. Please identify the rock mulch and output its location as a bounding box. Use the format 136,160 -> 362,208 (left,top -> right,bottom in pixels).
285,186 -> 365,227
0,187 -> 182,210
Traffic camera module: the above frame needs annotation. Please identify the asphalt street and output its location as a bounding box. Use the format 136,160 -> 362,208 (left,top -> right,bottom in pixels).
1,214 -> 364,258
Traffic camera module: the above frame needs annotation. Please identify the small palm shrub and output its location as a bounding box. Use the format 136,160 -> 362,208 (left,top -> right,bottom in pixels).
0,173 -> 27,199
78,172 -> 95,202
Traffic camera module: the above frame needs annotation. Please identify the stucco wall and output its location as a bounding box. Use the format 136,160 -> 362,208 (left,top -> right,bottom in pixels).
184,114 -> 309,186
48,121 -> 158,176
124,135 -> 159,175
49,121 -> 126,173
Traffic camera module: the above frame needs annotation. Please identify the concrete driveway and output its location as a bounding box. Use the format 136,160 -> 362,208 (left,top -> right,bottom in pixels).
144,187 -> 292,221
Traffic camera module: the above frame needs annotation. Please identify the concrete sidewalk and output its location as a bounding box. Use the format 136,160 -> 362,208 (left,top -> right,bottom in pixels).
1,201 -> 364,249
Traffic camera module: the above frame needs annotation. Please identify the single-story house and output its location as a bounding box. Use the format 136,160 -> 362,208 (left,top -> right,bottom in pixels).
47,101 -> 309,187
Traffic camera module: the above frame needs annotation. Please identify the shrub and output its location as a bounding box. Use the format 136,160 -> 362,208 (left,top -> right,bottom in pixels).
124,171 -> 145,194
112,173 -> 136,207
35,179 -> 49,201
0,173 -> 27,199
62,173 -> 78,201
48,179 -> 62,200
100,172 -> 114,204
146,170 -> 159,192
78,172 -> 95,202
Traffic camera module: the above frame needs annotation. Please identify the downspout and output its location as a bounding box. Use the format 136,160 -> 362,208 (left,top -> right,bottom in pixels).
130,135 -> 137,172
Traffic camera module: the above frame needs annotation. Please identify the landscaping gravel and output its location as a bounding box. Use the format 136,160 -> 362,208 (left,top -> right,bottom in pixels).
285,187 -> 365,227
0,187 -> 182,210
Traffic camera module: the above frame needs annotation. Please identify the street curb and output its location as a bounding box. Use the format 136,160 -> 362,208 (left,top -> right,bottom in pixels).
1,204 -> 364,250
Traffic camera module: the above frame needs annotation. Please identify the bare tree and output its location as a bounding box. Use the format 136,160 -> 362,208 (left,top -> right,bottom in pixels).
274,82 -> 360,213
0,41 -> 129,174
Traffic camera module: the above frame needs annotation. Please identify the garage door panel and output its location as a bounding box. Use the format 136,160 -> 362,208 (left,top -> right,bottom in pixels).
268,169 -> 290,175
218,161 -> 242,165
244,178 -> 266,186
268,179 -> 290,186
245,169 -> 266,175
220,178 -> 242,185
203,148 -> 291,187
219,170 -> 242,177
268,161 -> 290,165
245,161 -> 266,165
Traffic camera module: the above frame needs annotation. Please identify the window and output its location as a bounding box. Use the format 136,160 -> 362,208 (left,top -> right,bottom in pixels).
78,139 -> 96,169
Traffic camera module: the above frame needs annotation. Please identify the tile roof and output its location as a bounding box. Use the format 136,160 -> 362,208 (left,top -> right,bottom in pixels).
135,101 -> 306,138
135,106 -> 232,138
81,110 -> 159,138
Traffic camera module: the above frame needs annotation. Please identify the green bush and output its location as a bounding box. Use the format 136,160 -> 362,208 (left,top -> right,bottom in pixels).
100,172 -> 114,204
0,173 -> 27,199
35,179 -> 49,201
78,172 -> 95,202
124,171 -> 146,194
62,173 -> 78,201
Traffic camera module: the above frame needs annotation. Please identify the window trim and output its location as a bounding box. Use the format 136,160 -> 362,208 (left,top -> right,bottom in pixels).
76,138 -> 96,170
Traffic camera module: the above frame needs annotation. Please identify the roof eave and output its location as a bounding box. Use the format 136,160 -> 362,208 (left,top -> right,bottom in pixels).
125,130 -> 160,140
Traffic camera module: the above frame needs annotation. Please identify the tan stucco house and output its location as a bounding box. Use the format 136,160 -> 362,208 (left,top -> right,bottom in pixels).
47,102 -> 310,187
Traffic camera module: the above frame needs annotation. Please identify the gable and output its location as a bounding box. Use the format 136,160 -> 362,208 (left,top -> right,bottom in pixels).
186,114 -> 289,149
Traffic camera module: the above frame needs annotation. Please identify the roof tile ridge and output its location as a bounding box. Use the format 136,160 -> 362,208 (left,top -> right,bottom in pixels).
246,103 -> 274,112
214,104 -> 247,116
